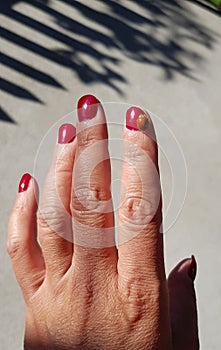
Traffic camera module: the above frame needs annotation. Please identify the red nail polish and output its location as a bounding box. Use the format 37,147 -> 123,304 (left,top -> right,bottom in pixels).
18,173 -> 31,193
188,255 -> 197,282
58,124 -> 76,144
126,106 -> 149,131
77,94 -> 99,122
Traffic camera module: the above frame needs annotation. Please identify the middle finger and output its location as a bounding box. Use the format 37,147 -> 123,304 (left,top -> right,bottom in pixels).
71,95 -> 118,281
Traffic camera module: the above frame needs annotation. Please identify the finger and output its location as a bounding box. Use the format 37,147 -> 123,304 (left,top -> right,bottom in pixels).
168,256 -> 199,350
118,106 -> 164,288
38,124 -> 76,281
7,174 -> 45,301
71,95 -> 117,281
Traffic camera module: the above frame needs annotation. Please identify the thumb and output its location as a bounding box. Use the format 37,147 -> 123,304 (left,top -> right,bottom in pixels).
168,256 -> 199,350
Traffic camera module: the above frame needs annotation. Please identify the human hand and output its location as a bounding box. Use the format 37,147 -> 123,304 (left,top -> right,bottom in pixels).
8,95 -> 199,350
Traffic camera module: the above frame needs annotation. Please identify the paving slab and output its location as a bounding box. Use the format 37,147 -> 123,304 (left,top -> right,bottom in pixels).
0,1 -> 221,349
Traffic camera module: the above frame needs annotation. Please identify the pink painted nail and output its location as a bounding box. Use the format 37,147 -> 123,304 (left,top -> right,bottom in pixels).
126,106 -> 149,131
77,94 -> 100,122
58,124 -> 76,144
18,173 -> 31,193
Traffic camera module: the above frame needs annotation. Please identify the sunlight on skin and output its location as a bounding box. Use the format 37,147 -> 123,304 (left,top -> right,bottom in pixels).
7,95 -> 199,350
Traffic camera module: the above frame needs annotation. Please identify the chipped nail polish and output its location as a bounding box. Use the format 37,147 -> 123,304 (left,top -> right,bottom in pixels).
126,106 -> 149,131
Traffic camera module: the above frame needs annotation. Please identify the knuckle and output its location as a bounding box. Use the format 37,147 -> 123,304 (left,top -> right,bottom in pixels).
123,274 -> 161,303
119,195 -> 155,225
77,128 -> 106,148
71,187 -> 99,212
7,238 -> 26,259
72,186 -> 109,208
12,200 -> 29,217
71,187 -> 111,227
37,205 -> 68,235
119,274 -> 161,323
55,153 -> 72,172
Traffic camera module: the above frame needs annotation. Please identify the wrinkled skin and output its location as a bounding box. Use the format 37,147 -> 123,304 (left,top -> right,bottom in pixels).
7,99 -> 199,350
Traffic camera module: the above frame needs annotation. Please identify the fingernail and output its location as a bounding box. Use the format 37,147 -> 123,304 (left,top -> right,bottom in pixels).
77,94 -> 100,122
126,106 -> 149,131
58,123 -> 76,144
18,173 -> 31,193
188,255 -> 197,282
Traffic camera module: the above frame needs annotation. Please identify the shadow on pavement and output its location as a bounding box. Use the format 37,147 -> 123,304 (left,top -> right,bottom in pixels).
187,0 -> 221,15
0,0 -> 217,123
0,107 -> 17,124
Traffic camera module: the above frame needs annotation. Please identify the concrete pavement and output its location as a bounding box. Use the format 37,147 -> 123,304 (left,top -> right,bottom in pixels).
0,1 -> 221,349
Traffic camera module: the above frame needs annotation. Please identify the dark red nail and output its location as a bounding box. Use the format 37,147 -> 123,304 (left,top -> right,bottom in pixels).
77,94 -> 99,122
18,173 -> 31,193
188,255 -> 197,282
126,106 -> 149,131
58,124 -> 76,144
